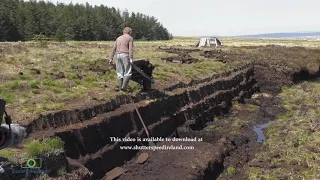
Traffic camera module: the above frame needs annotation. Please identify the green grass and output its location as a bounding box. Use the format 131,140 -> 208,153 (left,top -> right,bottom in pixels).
9,80 -> 23,90
19,75 -> 32,80
84,74 -> 99,83
30,69 -> 40,75
29,80 -> 40,89
0,90 -> 14,103
212,116 -> 218,121
207,125 -> 216,130
227,167 -> 235,176
233,119 -> 246,127
32,89 -> 41,94
43,79 -> 66,88
249,80 -> 320,179
40,102 -> 65,111
232,101 -> 239,106
25,137 -> 65,157
1,38 -> 320,123
247,104 -> 258,112
0,149 -> 17,162
0,137 -> 64,164
266,125 -> 277,136
67,73 -> 78,80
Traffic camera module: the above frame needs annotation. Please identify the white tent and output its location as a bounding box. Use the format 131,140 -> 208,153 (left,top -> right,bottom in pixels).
196,37 -> 221,48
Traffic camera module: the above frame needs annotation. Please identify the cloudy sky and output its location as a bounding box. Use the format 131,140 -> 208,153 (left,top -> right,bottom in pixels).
49,0 -> 319,36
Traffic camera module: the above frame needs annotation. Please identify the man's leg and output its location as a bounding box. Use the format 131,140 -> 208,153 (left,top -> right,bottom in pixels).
121,55 -> 132,91
115,54 -> 124,90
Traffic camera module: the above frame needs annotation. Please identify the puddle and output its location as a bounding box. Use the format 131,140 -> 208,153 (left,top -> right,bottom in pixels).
252,121 -> 276,143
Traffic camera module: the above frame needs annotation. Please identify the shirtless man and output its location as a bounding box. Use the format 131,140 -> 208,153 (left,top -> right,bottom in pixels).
109,27 -> 134,91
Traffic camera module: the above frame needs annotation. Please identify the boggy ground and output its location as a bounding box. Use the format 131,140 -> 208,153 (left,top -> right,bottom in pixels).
109,91 -> 285,180
104,78 -> 320,180
101,61 -> 320,180
32,75 -> 320,180
248,79 -> 320,180
1,38 -> 320,179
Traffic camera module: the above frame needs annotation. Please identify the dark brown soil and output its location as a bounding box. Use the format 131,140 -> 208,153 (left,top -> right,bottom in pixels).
159,47 -> 199,64
38,167 -> 91,180
199,49 -> 229,63
114,141 -> 223,180
106,92 -> 287,180
215,95 -> 286,180
158,46 -> 200,55
101,64 -> 317,179
161,54 -> 198,64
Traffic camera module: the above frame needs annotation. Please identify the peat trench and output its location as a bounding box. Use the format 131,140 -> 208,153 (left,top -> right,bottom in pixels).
8,63 -> 319,180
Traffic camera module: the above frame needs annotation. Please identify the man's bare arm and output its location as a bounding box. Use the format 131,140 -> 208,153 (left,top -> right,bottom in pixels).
109,41 -> 117,61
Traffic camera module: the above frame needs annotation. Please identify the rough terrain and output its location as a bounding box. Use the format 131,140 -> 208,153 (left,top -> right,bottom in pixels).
0,38 -> 320,179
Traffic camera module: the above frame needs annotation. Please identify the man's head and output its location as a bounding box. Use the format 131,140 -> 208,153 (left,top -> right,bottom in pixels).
123,27 -> 132,35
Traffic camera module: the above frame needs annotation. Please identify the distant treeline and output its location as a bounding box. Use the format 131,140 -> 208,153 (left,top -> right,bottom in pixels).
0,0 -> 172,41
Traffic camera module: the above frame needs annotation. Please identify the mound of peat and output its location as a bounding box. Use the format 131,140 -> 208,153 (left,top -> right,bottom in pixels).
199,50 -> 227,63
158,46 -> 200,55
158,47 -> 199,64
253,61 -> 320,94
161,54 -> 198,64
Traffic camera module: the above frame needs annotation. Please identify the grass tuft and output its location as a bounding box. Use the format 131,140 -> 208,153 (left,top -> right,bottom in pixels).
247,104 -> 258,112
25,137 -> 64,157
227,167 -> 235,176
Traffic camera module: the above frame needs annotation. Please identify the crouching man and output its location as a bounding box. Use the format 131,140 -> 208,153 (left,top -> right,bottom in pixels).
109,27 -> 134,91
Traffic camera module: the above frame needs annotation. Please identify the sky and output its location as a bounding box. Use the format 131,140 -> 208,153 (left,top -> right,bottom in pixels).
49,0 -> 320,36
